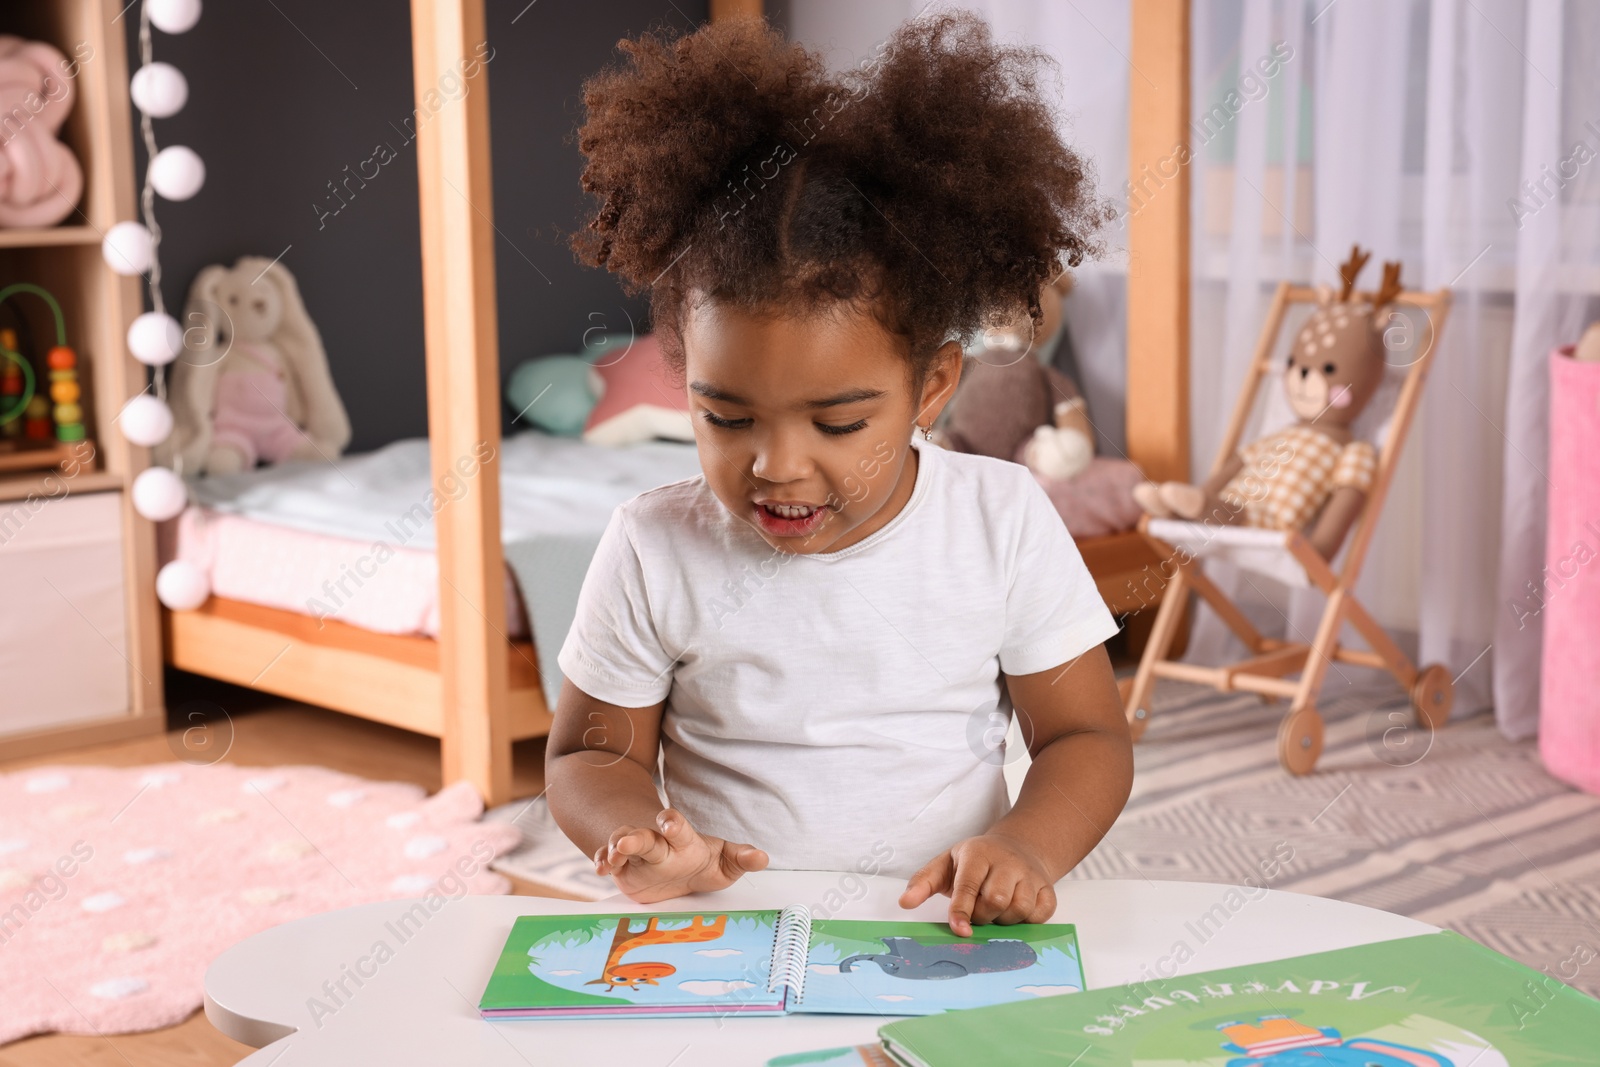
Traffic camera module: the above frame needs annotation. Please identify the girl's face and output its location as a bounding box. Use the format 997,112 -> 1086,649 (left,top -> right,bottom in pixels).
681,299 -> 960,555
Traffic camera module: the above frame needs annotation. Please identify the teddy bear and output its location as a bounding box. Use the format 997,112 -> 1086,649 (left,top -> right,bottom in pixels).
937,272 -> 1095,480
164,256 -> 351,476
1133,246 -> 1399,560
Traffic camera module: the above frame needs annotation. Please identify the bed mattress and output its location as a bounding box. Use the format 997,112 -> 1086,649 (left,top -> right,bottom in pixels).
162,432 -> 704,657
162,504 -> 531,638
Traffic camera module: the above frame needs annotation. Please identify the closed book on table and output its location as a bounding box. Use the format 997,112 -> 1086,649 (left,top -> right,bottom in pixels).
870,930 -> 1596,1066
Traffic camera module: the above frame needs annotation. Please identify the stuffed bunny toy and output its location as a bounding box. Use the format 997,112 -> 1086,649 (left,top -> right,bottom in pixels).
937,273 -> 1095,480
163,256 -> 351,476
1134,246 -> 1398,559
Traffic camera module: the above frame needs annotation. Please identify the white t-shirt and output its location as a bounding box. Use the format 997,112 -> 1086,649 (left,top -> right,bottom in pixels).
557,435 -> 1119,878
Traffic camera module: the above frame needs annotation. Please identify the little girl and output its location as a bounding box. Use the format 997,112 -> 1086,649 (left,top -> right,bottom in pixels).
545,12 -> 1131,937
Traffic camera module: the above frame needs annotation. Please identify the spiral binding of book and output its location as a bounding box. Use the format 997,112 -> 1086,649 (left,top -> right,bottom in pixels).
766,904 -> 813,1003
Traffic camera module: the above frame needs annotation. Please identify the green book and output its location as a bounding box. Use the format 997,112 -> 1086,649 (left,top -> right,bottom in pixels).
864,931 -> 1597,1065
479,906 -> 1083,1020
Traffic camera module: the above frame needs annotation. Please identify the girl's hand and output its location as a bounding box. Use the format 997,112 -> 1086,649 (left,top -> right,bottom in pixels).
897,833 -> 1058,936
594,807 -> 769,904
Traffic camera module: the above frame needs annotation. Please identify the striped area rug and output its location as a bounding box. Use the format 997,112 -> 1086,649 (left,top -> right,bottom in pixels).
1069,678 -> 1600,997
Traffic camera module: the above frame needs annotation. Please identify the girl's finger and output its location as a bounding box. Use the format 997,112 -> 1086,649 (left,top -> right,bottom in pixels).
600,832 -> 635,873
995,881 -> 1045,926
711,841 -> 768,883
655,807 -> 697,850
610,827 -> 670,866
898,852 -> 954,911
946,854 -> 992,937
742,845 -> 771,869
971,870 -> 1020,926
1031,882 -> 1059,923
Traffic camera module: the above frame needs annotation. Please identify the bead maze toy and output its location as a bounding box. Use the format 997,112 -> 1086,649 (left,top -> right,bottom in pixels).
0,327 -> 27,440
0,283 -> 92,474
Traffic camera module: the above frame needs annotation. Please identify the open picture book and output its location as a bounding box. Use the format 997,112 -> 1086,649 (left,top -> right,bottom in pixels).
478,906 -> 1083,1019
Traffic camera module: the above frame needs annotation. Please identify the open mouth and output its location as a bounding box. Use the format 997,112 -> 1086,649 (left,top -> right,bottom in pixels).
753,500 -> 832,538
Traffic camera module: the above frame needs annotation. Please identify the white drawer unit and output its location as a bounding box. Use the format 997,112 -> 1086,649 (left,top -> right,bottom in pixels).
0,0 -> 166,760
0,490 -> 132,736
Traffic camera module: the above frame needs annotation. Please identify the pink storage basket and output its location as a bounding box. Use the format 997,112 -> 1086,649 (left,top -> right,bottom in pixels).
1539,345 -> 1600,794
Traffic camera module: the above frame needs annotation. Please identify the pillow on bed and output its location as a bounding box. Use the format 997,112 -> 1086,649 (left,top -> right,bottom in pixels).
582,334 -> 693,447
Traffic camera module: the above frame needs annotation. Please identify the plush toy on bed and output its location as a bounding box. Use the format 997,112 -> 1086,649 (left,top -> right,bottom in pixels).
504,332 -> 692,446
164,255 -> 351,476
935,276 -> 1147,540
1133,246 -> 1397,560
937,273 -> 1095,480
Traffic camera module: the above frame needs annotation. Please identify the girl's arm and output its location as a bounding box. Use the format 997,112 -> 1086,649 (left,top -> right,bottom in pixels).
991,642 -> 1133,875
544,683 -> 666,854
545,683 -> 769,903
900,643 -> 1131,934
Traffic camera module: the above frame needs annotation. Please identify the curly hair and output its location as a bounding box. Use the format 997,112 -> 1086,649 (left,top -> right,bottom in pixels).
570,11 -> 1111,383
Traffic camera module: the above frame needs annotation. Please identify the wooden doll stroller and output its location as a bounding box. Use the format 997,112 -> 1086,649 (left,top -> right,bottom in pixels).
1121,269 -> 1454,775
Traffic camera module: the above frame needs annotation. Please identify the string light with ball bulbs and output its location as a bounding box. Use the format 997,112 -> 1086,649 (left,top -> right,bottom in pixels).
100,0 -> 208,611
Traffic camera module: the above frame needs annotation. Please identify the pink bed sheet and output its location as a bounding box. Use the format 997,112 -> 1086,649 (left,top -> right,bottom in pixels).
159,506 -> 528,639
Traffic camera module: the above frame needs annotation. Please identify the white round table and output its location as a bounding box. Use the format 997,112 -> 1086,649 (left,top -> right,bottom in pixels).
204,871 -> 1434,1066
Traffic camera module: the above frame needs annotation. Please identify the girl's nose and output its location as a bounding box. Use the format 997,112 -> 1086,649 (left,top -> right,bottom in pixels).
751,429 -> 810,484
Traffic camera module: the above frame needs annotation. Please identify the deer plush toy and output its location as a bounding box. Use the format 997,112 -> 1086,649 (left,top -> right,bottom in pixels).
1134,246 -> 1399,560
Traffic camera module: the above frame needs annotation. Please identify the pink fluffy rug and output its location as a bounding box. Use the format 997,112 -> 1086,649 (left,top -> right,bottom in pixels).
0,762 -> 523,1044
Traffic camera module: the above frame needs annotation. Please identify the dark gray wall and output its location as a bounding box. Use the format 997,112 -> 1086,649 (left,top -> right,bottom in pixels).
126,0 -> 708,452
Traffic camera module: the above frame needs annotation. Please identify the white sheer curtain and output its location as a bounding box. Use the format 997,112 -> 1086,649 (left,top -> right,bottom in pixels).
1186,0 -> 1600,738
831,0 -> 1597,737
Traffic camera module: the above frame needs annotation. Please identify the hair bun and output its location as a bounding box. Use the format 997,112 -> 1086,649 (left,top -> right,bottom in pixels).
572,17 -> 835,285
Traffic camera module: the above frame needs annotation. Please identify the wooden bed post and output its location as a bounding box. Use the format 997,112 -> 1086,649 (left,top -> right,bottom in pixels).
410,0 -> 512,805
1117,0 -> 1193,657
1126,0 -> 1191,484
710,0 -> 764,19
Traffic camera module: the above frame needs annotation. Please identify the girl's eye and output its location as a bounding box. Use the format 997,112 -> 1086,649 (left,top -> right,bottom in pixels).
700,410 -> 750,430
816,420 -> 867,436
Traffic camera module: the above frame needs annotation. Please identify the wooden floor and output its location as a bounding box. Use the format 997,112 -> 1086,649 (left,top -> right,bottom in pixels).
0,668 -> 563,1067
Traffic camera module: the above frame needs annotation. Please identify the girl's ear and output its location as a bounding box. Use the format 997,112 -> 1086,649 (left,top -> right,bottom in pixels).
915,340 -> 964,429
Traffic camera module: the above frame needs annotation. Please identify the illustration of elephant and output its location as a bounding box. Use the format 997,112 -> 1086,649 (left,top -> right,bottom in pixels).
837,937 -> 1037,980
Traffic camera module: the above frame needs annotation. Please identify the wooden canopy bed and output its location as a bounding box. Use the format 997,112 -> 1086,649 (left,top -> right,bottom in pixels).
163,0 -> 1192,806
